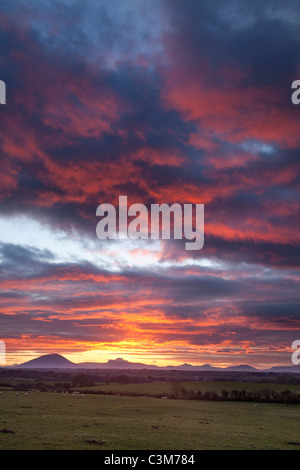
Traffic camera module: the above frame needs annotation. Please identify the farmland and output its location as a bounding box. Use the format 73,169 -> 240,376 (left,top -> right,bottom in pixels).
0,367 -> 300,450
0,388 -> 300,450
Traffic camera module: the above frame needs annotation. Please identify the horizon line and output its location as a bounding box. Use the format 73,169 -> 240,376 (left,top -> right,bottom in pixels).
4,352 -> 299,372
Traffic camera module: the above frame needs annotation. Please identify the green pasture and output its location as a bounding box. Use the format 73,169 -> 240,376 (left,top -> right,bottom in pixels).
0,390 -> 299,450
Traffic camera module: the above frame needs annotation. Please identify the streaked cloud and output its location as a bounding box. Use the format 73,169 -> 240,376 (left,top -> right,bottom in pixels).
0,0 -> 299,367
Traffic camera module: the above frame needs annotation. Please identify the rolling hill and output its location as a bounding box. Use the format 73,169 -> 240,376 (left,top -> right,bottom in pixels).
12,353 -> 300,373
17,353 -> 76,369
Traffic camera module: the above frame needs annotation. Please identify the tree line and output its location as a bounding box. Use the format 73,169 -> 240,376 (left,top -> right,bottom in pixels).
169,384 -> 300,404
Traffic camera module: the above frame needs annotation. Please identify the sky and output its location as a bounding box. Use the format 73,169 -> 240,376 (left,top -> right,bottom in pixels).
0,0 -> 299,368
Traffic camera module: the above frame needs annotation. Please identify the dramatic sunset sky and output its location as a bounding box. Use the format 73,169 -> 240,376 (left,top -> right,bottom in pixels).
0,0 -> 299,368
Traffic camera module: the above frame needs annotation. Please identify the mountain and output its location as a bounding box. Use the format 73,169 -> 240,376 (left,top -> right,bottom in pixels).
166,363 -> 220,371
167,364 -> 259,372
17,353 -> 76,369
77,358 -> 160,370
224,365 -> 258,372
16,354 -> 159,370
105,358 -> 160,369
265,364 -> 300,373
13,353 -> 300,372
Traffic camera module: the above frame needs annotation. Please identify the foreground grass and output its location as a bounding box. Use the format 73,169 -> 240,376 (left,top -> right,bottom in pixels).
0,391 -> 300,450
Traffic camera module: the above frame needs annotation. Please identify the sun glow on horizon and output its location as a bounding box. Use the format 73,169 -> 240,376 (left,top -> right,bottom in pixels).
3,340 -> 293,370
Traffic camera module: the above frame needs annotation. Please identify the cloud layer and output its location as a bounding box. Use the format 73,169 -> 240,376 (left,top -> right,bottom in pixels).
0,0 -> 299,367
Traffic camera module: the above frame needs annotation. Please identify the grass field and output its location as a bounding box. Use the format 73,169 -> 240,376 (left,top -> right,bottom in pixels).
0,390 -> 300,450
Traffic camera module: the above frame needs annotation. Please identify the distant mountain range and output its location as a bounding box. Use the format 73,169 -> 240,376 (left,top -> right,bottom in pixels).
10,353 -> 300,373
15,354 -> 161,370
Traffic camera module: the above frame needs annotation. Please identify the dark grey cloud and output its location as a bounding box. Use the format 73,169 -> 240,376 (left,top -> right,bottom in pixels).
0,310 -> 124,342
166,0 -> 300,86
0,0 -> 299,364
